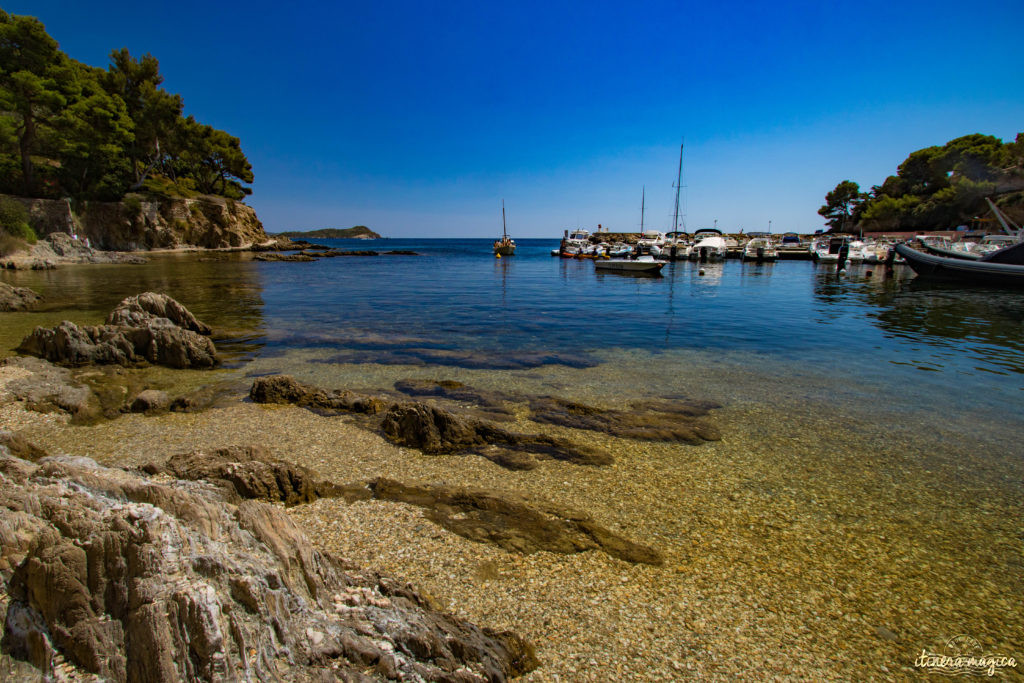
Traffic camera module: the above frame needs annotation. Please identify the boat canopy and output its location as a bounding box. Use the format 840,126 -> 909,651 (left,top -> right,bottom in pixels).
693,228 -> 723,236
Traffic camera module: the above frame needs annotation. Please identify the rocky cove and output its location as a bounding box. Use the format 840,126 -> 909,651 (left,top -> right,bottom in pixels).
0,262 -> 1022,680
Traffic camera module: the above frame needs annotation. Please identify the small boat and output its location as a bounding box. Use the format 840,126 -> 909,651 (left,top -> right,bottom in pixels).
595,254 -> 664,274
660,231 -> 691,260
556,228 -> 593,257
812,236 -> 848,263
595,188 -> 665,274
690,228 -> 727,261
493,201 -> 515,257
636,230 -> 666,255
895,241 -> 1024,287
741,233 -> 778,262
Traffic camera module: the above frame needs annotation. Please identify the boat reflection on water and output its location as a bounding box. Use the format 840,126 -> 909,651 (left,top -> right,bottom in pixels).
812,265 -> 1024,376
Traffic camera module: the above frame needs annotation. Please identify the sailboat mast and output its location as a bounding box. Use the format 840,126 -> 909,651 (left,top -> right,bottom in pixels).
641,186 -> 645,232
502,200 -> 507,239
672,140 -> 683,233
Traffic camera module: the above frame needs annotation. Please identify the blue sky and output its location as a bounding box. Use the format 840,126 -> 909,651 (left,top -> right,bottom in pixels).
9,0 -> 1024,236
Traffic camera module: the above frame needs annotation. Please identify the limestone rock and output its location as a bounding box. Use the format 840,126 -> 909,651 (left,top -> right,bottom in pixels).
107,292 -> 212,335
0,282 -> 42,312
0,447 -> 539,681
151,445 -> 320,507
381,401 -> 612,467
16,293 -> 218,369
249,374 -> 387,415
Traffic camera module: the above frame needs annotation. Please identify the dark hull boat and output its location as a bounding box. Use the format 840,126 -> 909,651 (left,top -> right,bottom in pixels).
923,242 -> 982,260
896,242 -> 1024,287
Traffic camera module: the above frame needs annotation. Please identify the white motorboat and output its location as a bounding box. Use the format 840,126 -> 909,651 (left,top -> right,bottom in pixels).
741,233 -> 778,261
636,230 -> 666,255
690,228 -> 727,261
595,254 -> 664,273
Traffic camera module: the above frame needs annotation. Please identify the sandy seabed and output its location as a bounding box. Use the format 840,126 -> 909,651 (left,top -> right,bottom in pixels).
1,350 -> 1021,681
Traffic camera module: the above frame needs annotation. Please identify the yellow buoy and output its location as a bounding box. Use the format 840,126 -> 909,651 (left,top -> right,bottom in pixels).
495,253 -> 501,259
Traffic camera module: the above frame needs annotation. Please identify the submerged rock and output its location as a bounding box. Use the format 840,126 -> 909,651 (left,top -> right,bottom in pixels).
394,378 -> 516,420
16,292 -> 219,369
252,252 -> 316,262
250,375 -> 612,469
0,447 -> 539,681
528,395 -> 722,443
249,374 -> 388,415
128,389 -> 170,414
368,479 -> 663,566
1,356 -> 102,424
0,282 -> 42,312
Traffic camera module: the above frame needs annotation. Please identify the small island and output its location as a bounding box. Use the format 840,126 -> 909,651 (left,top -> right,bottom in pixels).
275,226 -> 381,239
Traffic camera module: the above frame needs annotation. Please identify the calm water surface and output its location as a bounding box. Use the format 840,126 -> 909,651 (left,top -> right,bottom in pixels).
3,237 -> 1022,672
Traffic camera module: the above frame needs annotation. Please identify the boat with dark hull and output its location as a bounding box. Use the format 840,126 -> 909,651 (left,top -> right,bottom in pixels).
896,242 -> 1024,287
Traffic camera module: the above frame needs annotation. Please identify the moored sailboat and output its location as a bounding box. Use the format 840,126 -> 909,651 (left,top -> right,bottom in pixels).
493,200 -> 515,257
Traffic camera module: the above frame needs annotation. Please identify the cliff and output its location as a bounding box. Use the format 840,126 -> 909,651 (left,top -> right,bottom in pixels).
3,194 -> 269,251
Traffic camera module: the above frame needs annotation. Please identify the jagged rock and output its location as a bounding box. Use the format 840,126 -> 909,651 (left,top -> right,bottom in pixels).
149,445 -> 320,507
129,389 -> 170,414
381,401 -> 612,467
0,447 -> 539,681
249,375 -> 388,415
16,293 -> 218,369
106,292 -> 212,335
0,282 -> 42,312
17,319 -> 218,369
368,479 -> 663,566
528,396 -> 722,444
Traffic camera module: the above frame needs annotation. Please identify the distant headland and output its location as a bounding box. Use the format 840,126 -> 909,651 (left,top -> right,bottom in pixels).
274,226 -> 381,239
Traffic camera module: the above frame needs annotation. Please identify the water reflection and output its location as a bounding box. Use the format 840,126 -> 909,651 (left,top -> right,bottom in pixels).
1,253 -> 266,365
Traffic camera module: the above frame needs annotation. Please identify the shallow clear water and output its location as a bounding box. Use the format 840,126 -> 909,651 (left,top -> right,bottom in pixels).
3,238 -> 1023,421
4,238 -> 1022,674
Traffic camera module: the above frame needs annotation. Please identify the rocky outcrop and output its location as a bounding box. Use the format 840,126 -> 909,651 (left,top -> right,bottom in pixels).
3,193 -> 268,251
0,447 -> 539,681
380,402 -> 612,467
250,375 -> 388,415
0,282 -> 41,311
250,376 -> 612,469
253,253 -> 316,262
146,445 -> 321,508
394,378 -> 516,421
17,293 -> 219,369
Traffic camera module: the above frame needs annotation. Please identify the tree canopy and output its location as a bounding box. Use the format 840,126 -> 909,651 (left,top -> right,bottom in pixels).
0,10 -> 253,201
823,133 -> 1024,232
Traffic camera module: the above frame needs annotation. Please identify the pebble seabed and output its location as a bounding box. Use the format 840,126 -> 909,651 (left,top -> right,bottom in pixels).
2,346 -> 1021,681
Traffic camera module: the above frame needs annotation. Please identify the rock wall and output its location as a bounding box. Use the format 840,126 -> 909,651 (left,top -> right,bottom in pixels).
3,194 -> 268,251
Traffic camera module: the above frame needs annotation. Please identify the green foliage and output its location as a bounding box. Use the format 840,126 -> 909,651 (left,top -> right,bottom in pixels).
832,133 -> 1024,231
122,194 -> 142,214
0,10 -> 254,201
818,180 -> 866,231
0,196 -> 36,243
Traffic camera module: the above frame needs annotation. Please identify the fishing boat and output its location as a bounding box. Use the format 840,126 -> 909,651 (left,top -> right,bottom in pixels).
555,228 -> 594,257
896,241 -> 1024,287
493,201 -> 515,257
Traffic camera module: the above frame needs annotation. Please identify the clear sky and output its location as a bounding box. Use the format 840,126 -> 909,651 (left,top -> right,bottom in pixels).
8,0 -> 1024,236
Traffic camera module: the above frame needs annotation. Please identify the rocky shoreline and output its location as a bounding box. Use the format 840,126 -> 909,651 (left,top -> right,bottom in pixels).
1,290 -> 1020,680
